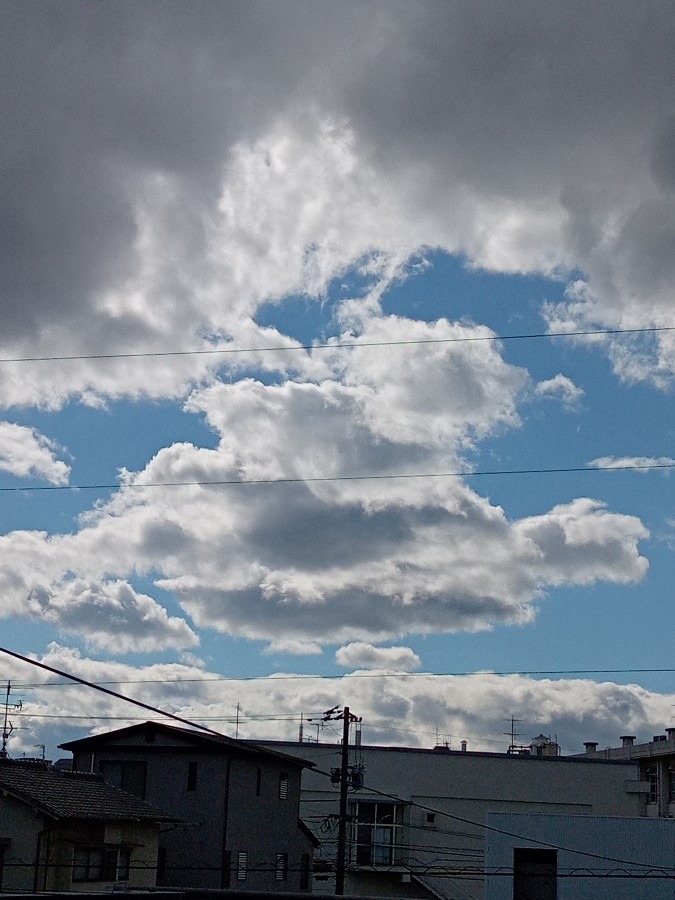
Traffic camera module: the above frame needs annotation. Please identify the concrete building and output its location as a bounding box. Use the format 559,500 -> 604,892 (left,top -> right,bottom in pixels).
61,722 -> 318,892
573,726 -> 675,818
253,738 -> 647,900
0,757 -> 174,892
483,812 -> 675,900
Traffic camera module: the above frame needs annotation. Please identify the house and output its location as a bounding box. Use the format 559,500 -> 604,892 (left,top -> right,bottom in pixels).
573,726 -> 675,817
0,757 -> 175,892
483,812 -> 675,900
61,721 -> 319,892
252,737 -> 647,900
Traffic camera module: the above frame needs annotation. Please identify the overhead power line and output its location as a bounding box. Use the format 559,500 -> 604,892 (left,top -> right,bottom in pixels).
1,460 -> 674,494
0,324 -> 672,364
9,666 -> 675,689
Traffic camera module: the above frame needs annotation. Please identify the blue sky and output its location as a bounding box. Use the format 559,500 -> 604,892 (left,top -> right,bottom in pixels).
1,2 -> 674,760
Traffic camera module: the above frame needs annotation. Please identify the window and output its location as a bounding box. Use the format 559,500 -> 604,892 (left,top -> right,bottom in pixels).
425,813 -> 435,825
300,853 -> 310,890
646,765 -> 658,803
187,761 -> 198,791
237,851 -> 248,881
156,847 -> 167,882
0,842 -> 6,891
352,802 -> 405,866
275,852 -> 288,881
256,767 -> 262,797
279,772 -> 289,799
99,760 -> 147,799
73,847 -> 131,883
512,848 -> 557,900
669,764 -> 675,803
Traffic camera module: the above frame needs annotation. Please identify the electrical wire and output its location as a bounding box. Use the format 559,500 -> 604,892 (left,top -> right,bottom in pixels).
0,324 -> 672,364
0,460 -> 673,494
8,666 -> 675,688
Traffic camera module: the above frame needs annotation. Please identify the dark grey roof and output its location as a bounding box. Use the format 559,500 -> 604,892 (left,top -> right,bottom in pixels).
0,759 -> 176,822
60,721 -> 315,768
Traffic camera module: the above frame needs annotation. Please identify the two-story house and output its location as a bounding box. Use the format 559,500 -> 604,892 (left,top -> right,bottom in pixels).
61,722 -> 318,892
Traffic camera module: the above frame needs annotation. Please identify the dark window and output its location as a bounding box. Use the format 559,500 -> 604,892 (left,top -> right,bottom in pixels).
300,853 -> 310,890
237,851 -> 248,881
275,852 -> 288,881
426,813 -> 435,825
352,802 -> 404,866
73,847 -> 130,883
513,848 -> 557,900
99,760 -> 147,799
279,772 -> 289,799
669,764 -> 675,803
157,847 -> 167,882
222,850 -> 231,889
187,761 -> 198,791
256,767 -> 262,796
0,842 -> 5,891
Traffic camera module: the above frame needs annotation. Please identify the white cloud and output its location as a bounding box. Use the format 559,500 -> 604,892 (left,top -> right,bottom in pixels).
0,361 -> 648,648
0,422 -> 70,484
534,374 -> 584,409
588,456 -> 675,472
24,579 -> 199,654
1,644 -> 673,761
263,639 -> 323,657
0,2 -> 674,402
335,643 -> 421,672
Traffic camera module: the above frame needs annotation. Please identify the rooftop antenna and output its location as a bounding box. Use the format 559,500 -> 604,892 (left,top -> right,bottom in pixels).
505,716 -> 526,755
1,681 -> 22,758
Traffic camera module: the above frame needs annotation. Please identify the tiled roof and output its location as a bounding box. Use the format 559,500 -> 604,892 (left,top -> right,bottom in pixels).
0,759 -> 175,822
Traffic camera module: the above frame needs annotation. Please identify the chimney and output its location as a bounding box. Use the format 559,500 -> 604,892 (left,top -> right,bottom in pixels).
583,741 -> 598,754
620,735 -> 636,748
666,728 -> 675,741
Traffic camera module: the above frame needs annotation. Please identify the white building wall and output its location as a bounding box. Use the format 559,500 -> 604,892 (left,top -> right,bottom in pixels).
254,741 -> 645,900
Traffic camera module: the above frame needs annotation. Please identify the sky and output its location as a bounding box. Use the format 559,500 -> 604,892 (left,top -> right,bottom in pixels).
1,1 -> 674,761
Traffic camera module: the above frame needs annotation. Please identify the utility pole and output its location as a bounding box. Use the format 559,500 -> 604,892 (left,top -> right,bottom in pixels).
323,705 -> 362,895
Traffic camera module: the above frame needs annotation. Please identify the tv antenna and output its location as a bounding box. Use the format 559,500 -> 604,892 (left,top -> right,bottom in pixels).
1,681 -> 23,758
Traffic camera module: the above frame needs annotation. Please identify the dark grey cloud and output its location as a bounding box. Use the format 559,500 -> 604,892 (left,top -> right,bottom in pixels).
0,1 -> 371,341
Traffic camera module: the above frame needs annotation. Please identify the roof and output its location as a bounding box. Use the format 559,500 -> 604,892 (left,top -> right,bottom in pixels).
0,759 -> 176,823
59,721 -> 315,769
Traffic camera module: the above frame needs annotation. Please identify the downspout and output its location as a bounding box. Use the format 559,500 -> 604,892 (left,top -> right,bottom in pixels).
219,756 -> 232,889
42,828 -> 51,891
33,827 -> 51,892
33,830 -> 44,893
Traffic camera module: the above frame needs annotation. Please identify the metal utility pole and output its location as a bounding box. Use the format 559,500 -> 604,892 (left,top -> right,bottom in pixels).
323,705 -> 361,895
335,706 -> 351,896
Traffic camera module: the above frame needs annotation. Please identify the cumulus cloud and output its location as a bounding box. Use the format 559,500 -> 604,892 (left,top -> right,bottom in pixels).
24,579 -> 198,654
588,456 -> 675,472
0,422 -> 70,484
0,2 -> 674,404
534,374 -> 584,409
335,643 -> 421,672
0,357 -> 648,647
